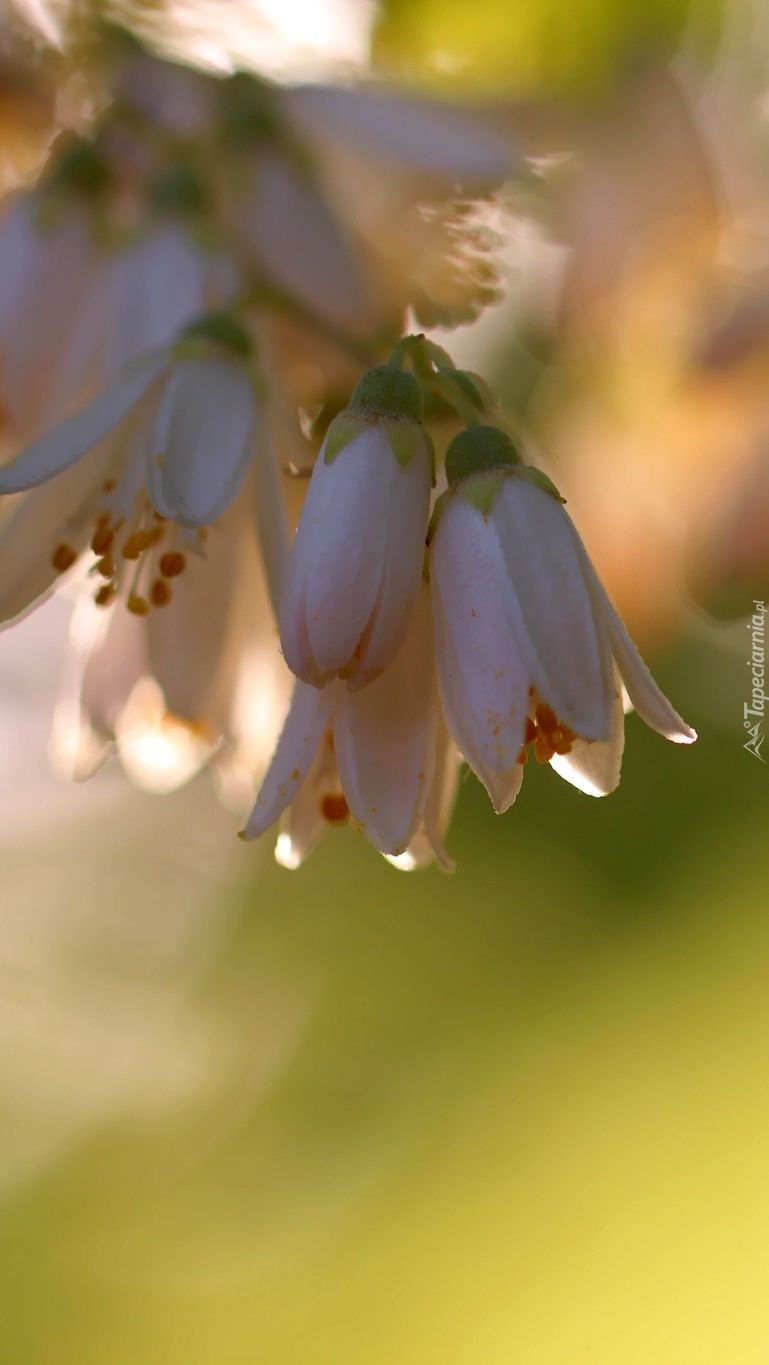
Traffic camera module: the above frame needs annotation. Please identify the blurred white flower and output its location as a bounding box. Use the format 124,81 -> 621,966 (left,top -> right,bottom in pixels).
0,322 -> 269,622
51,467 -> 293,794
0,204 -> 239,445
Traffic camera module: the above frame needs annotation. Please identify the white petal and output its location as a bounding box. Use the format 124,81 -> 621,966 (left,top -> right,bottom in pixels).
286,86 -> 517,184
235,150 -> 370,332
279,428 -> 390,685
146,513 -> 239,722
276,771 -> 333,869
422,721 -> 462,868
490,477 -> 614,740
80,600 -> 149,738
430,497 -> 528,813
344,442 -> 432,689
392,718 -> 461,871
566,526 -> 698,744
550,666 -> 626,795
115,678 -> 214,794
0,354 -> 167,494
0,202 -> 96,433
148,358 -> 257,528
106,227 -> 215,373
240,681 -> 333,840
334,584 -> 437,855
0,437 -> 122,625
252,423 -> 290,618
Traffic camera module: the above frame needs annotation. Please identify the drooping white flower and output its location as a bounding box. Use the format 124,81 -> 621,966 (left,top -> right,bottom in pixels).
429,427 -> 697,812
0,317 -> 266,624
50,465 -> 293,795
279,365 -> 433,690
243,583 -> 452,868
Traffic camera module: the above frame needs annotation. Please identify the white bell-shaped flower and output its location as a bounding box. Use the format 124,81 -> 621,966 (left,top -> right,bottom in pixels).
279,365 -> 433,691
243,583 -> 449,867
0,316 -> 262,623
429,428 -> 696,812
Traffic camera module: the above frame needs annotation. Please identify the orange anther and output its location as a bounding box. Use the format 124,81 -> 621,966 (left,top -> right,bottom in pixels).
524,716 -> 537,746
516,745 -> 529,766
534,732 -> 555,763
94,584 -> 115,607
552,726 -> 575,756
320,792 -> 349,824
91,523 -> 114,556
158,551 -> 186,578
127,594 -> 149,616
95,554 -> 114,578
535,703 -> 558,735
122,530 -> 154,560
150,578 -> 172,607
51,543 -> 77,573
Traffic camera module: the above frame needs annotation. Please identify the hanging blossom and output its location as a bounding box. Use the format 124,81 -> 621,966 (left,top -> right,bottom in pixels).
278,366 -> 433,690
0,314 -> 280,623
243,580 -> 460,872
242,369 -> 458,869
242,346 -> 697,870
428,426 -> 697,813
50,476 -> 294,797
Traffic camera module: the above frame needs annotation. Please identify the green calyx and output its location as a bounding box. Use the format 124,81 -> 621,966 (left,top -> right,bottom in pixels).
349,366 -> 424,423
324,407 -> 433,475
178,313 -> 253,359
148,163 -> 209,216
323,365 -> 431,474
47,138 -> 110,198
218,73 -> 282,147
445,426 -> 521,487
431,427 -> 566,529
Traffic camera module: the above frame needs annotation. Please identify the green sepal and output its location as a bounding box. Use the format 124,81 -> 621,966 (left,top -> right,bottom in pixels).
176,312 -> 253,359
518,466 -> 566,503
388,422 -> 435,477
350,365 -> 423,422
217,73 -> 282,148
445,425 -> 521,487
45,138 -> 110,199
458,470 -> 508,516
148,163 -> 209,216
323,412 -> 364,463
324,409 -> 433,476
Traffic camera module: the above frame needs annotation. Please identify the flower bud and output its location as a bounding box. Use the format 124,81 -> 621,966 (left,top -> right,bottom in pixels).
279,365 -> 433,689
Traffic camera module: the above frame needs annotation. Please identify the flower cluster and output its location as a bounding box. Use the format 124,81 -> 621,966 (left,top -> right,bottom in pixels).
240,348 -> 696,870
0,40 -> 696,871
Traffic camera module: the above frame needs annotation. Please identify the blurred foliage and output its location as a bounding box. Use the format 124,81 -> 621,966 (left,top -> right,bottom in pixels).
373,0 -> 725,96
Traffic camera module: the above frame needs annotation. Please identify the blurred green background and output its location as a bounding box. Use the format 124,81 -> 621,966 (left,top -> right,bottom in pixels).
2,633 -> 768,1365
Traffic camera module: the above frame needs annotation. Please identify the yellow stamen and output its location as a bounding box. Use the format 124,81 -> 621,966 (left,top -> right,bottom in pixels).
127,594 -> 149,616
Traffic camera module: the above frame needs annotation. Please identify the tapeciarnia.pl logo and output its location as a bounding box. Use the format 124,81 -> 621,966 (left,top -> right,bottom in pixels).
744,600 -> 766,762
